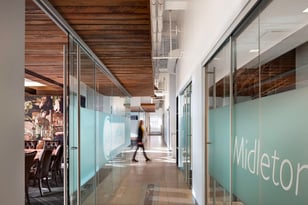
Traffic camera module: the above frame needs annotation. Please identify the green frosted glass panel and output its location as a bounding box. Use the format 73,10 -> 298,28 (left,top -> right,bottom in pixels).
80,109 -> 129,185
80,108 -> 96,185
209,106 -> 231,190
69,102 -> 130,193
69,96 -> 77,195
232,87 -> 308,204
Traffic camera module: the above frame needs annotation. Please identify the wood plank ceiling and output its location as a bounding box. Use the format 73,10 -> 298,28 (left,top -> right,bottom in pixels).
25,0 -> 154,97
25,0 -> 67,95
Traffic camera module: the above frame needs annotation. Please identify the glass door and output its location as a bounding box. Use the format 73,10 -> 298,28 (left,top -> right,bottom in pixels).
68,39 -> 78,204
79,49 -> 96,204
178,83 -> 192,186
68,37 -> 96,204
183,84 -> 192,186
205,40 -> 234,204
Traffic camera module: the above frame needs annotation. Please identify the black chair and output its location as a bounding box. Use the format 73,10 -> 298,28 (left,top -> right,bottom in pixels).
50,145 -> 63,185
24,140 -> 38,149
44,140 -> 60,151
25,151 -> 37,205
30,149 -> 53,196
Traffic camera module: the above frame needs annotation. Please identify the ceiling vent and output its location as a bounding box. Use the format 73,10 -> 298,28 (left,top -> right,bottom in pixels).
164,0 -> 187,10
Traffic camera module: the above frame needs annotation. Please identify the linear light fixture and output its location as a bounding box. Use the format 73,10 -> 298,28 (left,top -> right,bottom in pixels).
249,49 -> 259,53
24,78 -> 46,87
303,8 -> 308,13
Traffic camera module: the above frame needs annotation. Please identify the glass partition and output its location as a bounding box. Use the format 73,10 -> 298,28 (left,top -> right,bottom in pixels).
178,94 -> 184,169
204,1 -> 308,204
178,83 -> 192,186
67,36 -> 131,205
205,40 -> 234,204
231,1 -> 308,204
68,39 -> 78,204
79,49 -> 96,204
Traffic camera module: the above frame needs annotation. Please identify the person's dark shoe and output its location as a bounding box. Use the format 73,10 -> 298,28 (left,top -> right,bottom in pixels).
146,158 -> 151,162
132,159 -> 138,162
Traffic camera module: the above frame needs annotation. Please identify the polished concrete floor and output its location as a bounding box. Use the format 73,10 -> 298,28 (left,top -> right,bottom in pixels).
83,135 -> 194,205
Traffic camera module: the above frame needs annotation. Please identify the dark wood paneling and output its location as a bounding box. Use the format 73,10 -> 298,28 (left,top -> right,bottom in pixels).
50,0 -> 153,96
25,0 -> 67,96
25,0 -> 154,97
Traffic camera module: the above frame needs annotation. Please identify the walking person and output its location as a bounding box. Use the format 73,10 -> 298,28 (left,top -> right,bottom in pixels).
132,120 -> 151,162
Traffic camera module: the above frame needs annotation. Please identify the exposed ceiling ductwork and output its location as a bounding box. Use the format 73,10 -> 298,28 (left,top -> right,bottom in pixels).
150,0 -> 186,108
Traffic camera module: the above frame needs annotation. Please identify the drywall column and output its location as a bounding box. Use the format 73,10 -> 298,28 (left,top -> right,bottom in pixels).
169,74 -> 177,157
0,0 -> 25,204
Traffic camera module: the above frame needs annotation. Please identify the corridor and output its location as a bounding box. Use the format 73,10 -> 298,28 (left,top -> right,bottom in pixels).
83,135 -> 194,205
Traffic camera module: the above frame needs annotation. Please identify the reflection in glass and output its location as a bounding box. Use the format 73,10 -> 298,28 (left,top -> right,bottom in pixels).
233,0 -> 308,104
207,43 -> 231,109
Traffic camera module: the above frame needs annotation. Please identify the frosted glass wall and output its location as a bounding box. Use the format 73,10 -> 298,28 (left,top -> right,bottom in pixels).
206,1 -> 308,204
68,38 -> 130,204
178,84 -> 192,186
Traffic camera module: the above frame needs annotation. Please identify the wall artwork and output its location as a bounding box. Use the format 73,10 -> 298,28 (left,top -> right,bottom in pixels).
24,95 -> 63,140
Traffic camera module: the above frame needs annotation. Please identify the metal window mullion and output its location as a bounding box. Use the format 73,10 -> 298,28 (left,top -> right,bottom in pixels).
63,44 -> 68,205
77,45 -> 81,205
94,64 -> 97,205
213,67 -> 216,109
228,37 -> 233,205
186,100 -> 189,183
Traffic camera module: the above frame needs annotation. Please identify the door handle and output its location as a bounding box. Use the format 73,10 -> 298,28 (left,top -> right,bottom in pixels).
71,146 -> 78,150
206,142 -> 212,144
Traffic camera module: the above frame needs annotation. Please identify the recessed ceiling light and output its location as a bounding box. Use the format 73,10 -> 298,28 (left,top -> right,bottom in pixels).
24,78 -> 46,87
249,49 -> 259,53
303,8 -> 308,13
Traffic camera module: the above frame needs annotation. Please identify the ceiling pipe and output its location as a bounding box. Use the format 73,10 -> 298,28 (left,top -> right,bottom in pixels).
150,0 -> 164,57
33,0 -> 131,97
169,10 -> 172,56
150,0 -> 158,57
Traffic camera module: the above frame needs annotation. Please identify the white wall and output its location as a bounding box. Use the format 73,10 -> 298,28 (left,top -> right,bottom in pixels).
169,74 -> 177,157
176,0 -> 254,204
0,0 -> 25,204
177,0 -> 250,93
191,66 -> 206,205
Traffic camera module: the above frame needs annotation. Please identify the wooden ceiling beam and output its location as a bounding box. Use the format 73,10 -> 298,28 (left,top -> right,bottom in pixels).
63,13 -> 150,20
50,0 -> 149,7
56,6 -> 149,14
74,24 -> 151,31
68,19 -> 150,25
77,30 -> 150,36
